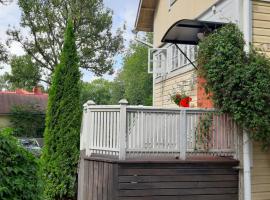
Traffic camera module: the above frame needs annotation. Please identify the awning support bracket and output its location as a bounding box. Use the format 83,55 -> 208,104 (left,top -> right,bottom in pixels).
174,44 -> 198,70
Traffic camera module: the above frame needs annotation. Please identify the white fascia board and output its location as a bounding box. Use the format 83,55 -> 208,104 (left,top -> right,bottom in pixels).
196,0 -> 241,28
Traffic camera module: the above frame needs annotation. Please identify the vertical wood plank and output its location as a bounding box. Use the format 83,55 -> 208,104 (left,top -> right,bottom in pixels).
78,157 -> 87,200
84,160 -> 90,200
108,163 -> 113,200
102,162 -> 109,200
93,161 -> 99,200
97,162 -> 104,200
88,161 -> 94,200
112,164 -> 119,200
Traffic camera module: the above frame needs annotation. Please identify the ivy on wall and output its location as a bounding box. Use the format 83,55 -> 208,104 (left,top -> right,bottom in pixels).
198,24 -> 270,148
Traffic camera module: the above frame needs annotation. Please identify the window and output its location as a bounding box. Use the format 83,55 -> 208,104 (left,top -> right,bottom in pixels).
148,48 -> 167,77
148,45 -> 197,77
189,45 -> 193,62
171,45 -> 178,70
183,45 -> 187,65
194,45 -> 198,60
168,44 -> 197,71
155,53 -> 166,77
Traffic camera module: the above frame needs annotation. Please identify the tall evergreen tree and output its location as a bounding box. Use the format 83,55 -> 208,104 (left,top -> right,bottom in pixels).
42,19 -> 81,200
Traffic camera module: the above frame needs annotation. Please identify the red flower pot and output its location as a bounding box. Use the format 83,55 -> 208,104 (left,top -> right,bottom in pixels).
179,97 -> 192,107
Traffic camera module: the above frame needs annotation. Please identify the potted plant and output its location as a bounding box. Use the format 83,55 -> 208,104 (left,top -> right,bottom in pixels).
171,92 -> 192,107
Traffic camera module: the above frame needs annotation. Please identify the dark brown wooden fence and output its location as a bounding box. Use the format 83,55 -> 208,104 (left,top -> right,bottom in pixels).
78,154 -> 239,200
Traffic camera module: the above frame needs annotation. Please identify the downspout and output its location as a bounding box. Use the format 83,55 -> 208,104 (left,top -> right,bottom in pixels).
243,0 -> 252,52
242,0 -> 252,200
243,130 -> 252,200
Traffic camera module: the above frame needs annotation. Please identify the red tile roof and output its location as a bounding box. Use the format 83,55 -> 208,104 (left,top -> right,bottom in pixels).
0,89 -> 48,114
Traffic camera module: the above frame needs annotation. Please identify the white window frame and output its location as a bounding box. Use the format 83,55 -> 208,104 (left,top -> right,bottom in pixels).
148,48 -> 168,77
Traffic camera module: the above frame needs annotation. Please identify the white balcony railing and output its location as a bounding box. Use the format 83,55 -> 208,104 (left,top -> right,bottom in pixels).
80,100 -> 241,160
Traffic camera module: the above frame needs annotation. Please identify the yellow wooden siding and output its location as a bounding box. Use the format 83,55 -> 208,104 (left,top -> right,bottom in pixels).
153,0 -> 216,47
153,69 -> 197,107
251,142 -> 270,200
251,3 -> 270,199
253,0 -> 270,53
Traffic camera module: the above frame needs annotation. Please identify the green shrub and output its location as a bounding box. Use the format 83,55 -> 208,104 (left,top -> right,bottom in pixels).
42,19 -> 82,200
0,128 -> 41,200
10,104 -> 45,138
198,24 -> 270,148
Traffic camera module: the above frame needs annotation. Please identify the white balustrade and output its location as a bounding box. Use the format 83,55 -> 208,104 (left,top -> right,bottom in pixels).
80,100 -> 240,160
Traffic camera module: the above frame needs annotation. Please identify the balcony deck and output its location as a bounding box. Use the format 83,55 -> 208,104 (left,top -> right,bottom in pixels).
80,100 -> 241,161
78,151 -> 239,200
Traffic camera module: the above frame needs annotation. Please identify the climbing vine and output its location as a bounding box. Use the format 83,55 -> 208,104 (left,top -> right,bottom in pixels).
198,24 -> 270,149
195,113 -> 214,151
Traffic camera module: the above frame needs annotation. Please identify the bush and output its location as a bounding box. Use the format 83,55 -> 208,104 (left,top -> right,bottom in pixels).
0,128 -> 41,200
81,79 -> 113,105
10,104 -> 45,138
198,24 -> 270,148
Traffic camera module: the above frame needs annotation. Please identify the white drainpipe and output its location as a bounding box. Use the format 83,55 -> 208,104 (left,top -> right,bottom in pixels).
243,130 -> 252,200
243,0 -> 252,51
242,0 -> 252,200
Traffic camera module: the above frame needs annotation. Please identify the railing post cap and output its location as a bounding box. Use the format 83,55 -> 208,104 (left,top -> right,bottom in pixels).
87,100 -> 96,106
119,99 -> 128,105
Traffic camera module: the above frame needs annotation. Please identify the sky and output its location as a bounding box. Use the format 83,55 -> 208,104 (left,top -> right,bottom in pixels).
0,0 -> 140,82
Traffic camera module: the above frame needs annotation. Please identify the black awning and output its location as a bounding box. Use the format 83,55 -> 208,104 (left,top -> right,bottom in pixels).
161,19 -> 226,45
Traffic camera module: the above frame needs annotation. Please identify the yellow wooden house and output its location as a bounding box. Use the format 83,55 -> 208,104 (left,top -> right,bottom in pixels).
135,1 -> 270,200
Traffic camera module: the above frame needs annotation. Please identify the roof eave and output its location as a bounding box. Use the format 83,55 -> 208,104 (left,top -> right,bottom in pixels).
134,0 -> 143,31
134,0 -> 156,32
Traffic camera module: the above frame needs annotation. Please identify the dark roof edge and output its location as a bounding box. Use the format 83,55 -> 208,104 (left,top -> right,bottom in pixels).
161,19 -> 226,44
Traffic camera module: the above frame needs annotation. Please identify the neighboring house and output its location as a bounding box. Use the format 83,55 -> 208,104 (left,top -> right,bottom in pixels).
0,87 -> 48,128
78,1 -> 270,200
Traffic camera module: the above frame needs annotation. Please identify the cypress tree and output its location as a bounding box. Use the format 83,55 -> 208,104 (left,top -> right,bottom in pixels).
42,19 -> 81,200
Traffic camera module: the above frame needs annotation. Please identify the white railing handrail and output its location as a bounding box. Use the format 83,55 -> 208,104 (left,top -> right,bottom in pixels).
85,106 -> 215,111
80,99 -> 239,160
85,105 -> 121,110
84,104 -> 216,112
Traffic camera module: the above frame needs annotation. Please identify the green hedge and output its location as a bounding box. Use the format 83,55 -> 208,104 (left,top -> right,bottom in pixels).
0,128 -> 41,200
